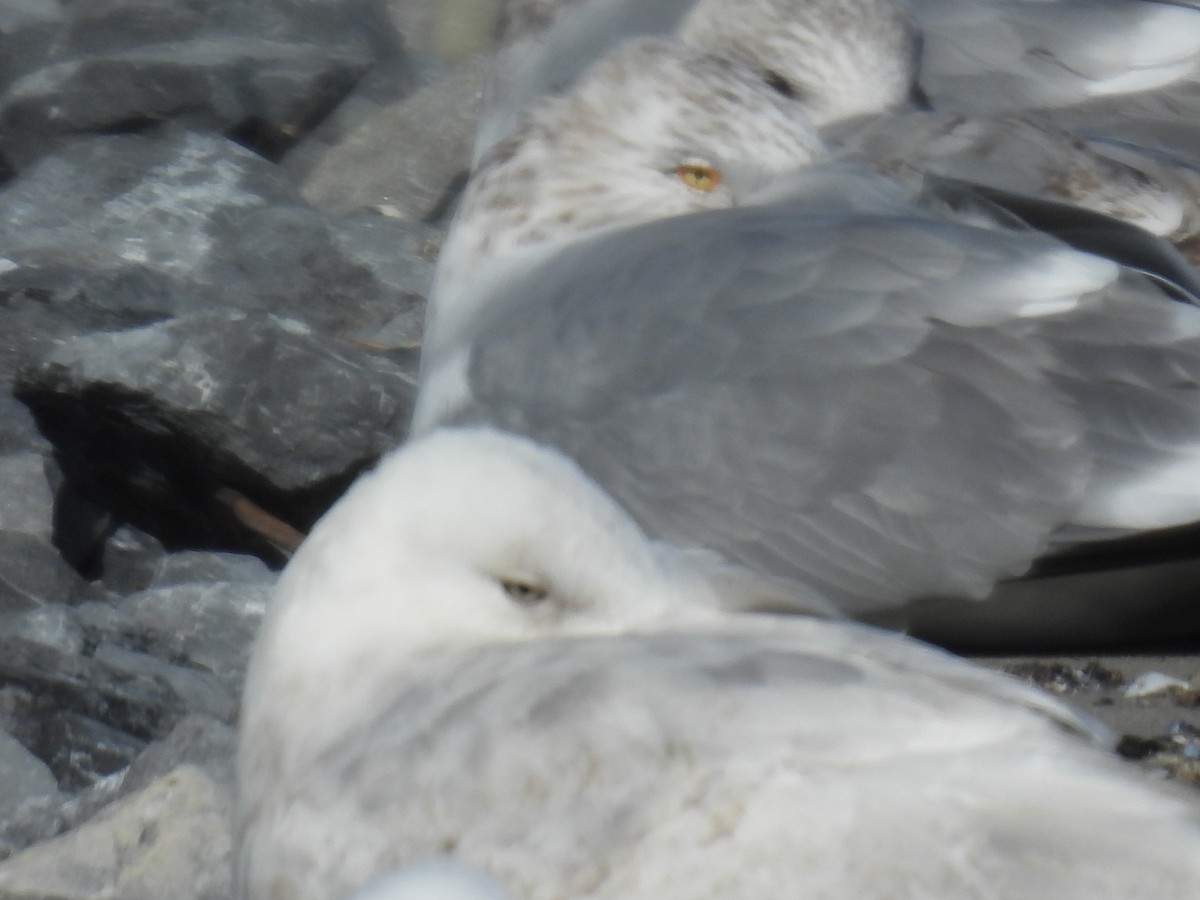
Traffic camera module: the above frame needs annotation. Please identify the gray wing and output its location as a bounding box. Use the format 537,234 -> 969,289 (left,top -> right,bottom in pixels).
474,0 -> 700,163
444,194 -> 1157,615
830,109 -> 1199,241
912,0 -> 1200,113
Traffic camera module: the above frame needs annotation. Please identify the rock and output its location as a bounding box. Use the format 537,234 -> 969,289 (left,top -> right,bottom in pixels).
0,454 -> 54,539
16,311 -> 415,554
0,396 -> 48,455
117,581 -> 268,695
148,551 -> 272,590
384,0 -> 503,68
301,55 -> 488,222
122,714 -> 236,797
36,712 -> 146,792
0,0 -> 395,168
0,1 -> 64,102
0,606 -> 86,656
0,765 -> 234,900
0,729 -> 61,860
91,646 -> 236,725
0,128 -> 434,333
0,635 -> 190,745
0,532 -> 86,613
98,526 -> 167,596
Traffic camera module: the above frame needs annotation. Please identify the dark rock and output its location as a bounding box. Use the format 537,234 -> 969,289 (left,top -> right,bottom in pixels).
0,635 -> 189,744
0,531 -> 86,612
123,714 -> 236,795
0,0 -> 402,168
99,525 -> 167,595
16,311 -> 415,554
0,1 -> 65,98
37,712 -> 146,791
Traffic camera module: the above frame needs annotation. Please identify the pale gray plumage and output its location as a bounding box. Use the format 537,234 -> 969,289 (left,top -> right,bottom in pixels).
238,427 -> 1200,900
422,166 -> 1200,625
476,0 -> 1200,248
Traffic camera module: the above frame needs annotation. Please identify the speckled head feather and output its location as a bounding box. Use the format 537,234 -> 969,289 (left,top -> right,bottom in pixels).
430,38 -> 825,356
458,39 -> 822,258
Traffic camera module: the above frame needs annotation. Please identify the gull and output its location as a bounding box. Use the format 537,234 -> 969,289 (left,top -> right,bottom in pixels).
236,426 -> 1200,900
475,0 -> 1200,246
412,40 -> 1200,645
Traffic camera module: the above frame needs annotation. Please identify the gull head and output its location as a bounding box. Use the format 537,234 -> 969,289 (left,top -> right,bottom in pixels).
427,37 -> 826,380
436,38 -> 826,286
242,428 -> 789,740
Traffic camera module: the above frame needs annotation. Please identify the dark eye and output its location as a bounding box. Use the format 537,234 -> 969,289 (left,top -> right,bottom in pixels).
763,70 -> 796,99
502,580 -> 548,605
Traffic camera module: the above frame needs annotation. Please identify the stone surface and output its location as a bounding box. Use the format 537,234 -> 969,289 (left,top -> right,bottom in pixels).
0,729 -> 61,860
0,0 -> 397,169
0,607 -> 86,657
0,454 -> 54,540
97,527 -> 167,597
301,55 -> 487,222
0,765 -> 234,900
122,715 -> 236,797
0,533 -> 86,613
17,311 -> 415,555
117,581 -> 267,695
90,646 -> 236,726
0,635 -> 190,748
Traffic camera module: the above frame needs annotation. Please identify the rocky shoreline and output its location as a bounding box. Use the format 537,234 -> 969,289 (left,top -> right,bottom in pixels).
0,1 -> 1197,897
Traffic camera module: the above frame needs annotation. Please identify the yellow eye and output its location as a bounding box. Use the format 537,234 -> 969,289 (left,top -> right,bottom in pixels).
675,163 -> 722,192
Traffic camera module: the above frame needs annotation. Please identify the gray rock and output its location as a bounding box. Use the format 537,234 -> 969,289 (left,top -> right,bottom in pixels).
0,130 -> 434,336
16,311 -> 415,553
119,580 -> 268,694
0,0 -> 64,98
36,712 -> 146,792
0,532 -> 86,612
149,551 -> 273,589
0,765 -> 233,900
70,600 -> 139,651
301,55 -> 488,222
91,645 -> 237,724
0,0 -> 394,167
123,714 -> 236,796
0,396 -> 48,456
0,729 -> 61,859
98,526 -> 167,596
0,454 -> 54,540
0,635 -> 190,744
0,606 -> 86,656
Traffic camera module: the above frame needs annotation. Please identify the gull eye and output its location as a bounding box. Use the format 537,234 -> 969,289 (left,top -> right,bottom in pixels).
502,579 -> 548,606
675,162 -> 723,193
763,69 -> 797,99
